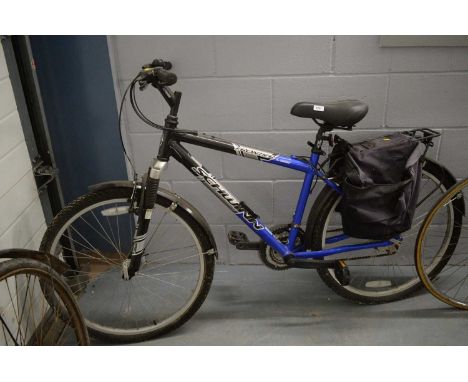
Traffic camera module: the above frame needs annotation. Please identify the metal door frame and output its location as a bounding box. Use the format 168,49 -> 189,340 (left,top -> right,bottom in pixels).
1,35 -> 65,223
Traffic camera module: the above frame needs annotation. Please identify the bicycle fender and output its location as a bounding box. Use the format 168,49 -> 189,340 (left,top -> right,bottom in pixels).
89,181 -> 218,258
0,249 -> 70,274
425,158 -> 465,215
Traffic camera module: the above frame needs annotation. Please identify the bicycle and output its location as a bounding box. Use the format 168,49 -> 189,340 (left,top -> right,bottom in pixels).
40,59 -> 462,343
416,178 -> 468,309
0,249 -> 89,345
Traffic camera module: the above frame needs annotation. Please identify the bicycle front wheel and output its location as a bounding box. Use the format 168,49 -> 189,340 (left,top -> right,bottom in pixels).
308,159 -> 461,304
416,178 -> 468,309
0,257 -> 89,345
40,186 -> 215,343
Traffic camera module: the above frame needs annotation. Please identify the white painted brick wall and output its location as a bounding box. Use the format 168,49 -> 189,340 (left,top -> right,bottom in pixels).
109,36 -> 468,264
0,44 -> 46,251
0,41 -> 48,345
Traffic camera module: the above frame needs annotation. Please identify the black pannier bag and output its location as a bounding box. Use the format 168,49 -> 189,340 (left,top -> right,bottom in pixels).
337,132 -> 426,240
327,136 -> 351,182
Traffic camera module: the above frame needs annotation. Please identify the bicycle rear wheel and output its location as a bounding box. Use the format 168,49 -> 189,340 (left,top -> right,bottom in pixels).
0,257 -> 89,345
308,159 -> 462,304
416,178 -> 468,309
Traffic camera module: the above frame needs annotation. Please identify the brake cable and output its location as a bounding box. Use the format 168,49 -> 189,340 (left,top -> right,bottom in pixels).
118,70 -> 201,182
118,75 -> 139,180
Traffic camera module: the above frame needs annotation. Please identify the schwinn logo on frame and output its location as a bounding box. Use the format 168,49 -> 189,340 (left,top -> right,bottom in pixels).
232,143 -> 277,162
191,166 -> 264,230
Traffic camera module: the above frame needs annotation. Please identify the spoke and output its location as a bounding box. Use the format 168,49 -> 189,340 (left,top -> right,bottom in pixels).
411,211 -> 430,227
416,181 -> 443,208
129,214 -> 135,248
442,273 -> 468,295
67,227 -> 118,266
63,232 -> 108,259
126,289 -> 139,330
141,253 -> 199,271
118,282 -> 131,326
87,275 -> 119,325
145,252 -> 195,266
115,205 -> 122,254
60,243 -> 119,267
104,211 -> 118,252
453,274 -> 468,299
5,277 -> 25,345
145,226 -> 171,252
1,278 -> 30,319
141,269 -> 200,277
145,244 -> 197,257
0,314 -> 18,346
136,271 -> 189,291
39,282 -> 47,345
66,268 -> 117,289
133,280 -> 157,328
17,274 -> 32,344
125,281 -> 139,329
135,280 -> 173,305
82,213 -> 125,260
437,259 -> 468,280
143,208 -> 170,252
25,274 -> 39,345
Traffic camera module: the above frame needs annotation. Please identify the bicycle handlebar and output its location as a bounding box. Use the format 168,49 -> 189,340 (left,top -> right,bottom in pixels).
140,58 -> 177,87
140,67 -> 177,87
142,59 -> 173,70
154,68 -> 177,86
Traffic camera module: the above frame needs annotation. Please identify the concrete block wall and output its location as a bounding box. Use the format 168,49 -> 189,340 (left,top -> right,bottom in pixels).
109,35 -> 468,265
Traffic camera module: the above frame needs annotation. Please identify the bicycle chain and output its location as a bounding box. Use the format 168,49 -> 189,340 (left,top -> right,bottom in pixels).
335,245 -> 399,263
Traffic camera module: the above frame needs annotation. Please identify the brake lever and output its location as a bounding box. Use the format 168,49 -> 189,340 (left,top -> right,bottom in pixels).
139,80 -> 149,91
138,68 -> 154,90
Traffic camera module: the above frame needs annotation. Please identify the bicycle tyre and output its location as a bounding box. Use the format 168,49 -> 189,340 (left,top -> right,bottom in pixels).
307,159 -> 462,304
0,257 -> 89,345
415,178 -> 468,310
40,186 -> 215,343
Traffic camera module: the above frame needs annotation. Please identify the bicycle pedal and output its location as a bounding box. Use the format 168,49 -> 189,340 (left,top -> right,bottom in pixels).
227,230 -> 261,250
333,260 -> 350,286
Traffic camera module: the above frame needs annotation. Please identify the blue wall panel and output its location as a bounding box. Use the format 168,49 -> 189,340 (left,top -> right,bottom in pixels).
30,36 -> 127,203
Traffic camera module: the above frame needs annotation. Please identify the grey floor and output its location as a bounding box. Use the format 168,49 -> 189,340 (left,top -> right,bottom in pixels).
96,265 -> 468,346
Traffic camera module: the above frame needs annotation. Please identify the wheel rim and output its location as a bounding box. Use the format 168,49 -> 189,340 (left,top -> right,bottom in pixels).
321,170 -> 454,298
0,263 -> 87,345
417,179 -> 468,309
48,196 -> 206,337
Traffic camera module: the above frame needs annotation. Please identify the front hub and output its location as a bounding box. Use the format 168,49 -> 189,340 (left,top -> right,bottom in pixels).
121,255 -> 142,280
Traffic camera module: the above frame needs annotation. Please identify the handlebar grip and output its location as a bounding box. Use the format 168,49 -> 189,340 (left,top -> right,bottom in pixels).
155,69 -> 177,86
151,59 -> 172,70
142,59 -> 173,70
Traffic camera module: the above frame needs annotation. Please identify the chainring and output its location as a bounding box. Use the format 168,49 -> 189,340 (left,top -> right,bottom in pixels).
259,224 -> 304,270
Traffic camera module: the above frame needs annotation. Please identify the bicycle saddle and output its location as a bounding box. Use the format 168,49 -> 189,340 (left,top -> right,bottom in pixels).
290,99 -> 368,129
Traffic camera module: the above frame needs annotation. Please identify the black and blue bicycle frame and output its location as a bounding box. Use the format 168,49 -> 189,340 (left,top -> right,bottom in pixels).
160,130 -> 395,260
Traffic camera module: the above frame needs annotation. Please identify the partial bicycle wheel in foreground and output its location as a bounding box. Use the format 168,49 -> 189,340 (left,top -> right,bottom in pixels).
416,178 -> 468,310
0,250 -> 89,345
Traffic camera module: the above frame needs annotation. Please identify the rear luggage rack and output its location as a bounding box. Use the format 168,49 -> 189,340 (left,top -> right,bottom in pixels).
401,128 -> 441,145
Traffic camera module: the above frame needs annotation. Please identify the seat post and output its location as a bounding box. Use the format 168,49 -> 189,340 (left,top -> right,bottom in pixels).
311,125 -> 332,155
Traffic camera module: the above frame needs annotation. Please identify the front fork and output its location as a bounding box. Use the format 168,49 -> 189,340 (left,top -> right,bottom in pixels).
122,159 -> 167,280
